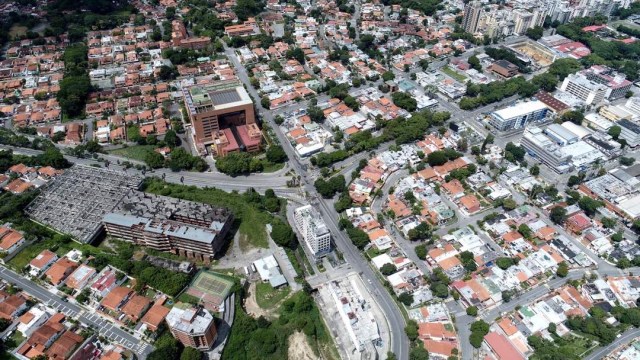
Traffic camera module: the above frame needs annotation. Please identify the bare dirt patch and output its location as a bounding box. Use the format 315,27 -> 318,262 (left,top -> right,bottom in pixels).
243,282 -> 274,319
288,331 -> 320,360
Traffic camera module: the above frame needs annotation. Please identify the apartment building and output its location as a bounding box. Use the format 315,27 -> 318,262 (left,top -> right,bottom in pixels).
462,2 -> 483,33
102,191 -> 233,263
521,126 -> 572,173
294,205 -> 331,258
166,304 -> 218,350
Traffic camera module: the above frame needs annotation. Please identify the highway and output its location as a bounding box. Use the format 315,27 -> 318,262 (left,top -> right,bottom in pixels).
0,266 -> 153,359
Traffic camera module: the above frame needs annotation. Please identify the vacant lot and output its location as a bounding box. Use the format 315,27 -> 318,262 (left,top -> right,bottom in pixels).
256,282 -> 291,309
109,145 -> 156,162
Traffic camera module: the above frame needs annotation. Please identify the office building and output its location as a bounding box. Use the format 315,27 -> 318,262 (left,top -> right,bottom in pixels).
294,205 -> 331,257
183,80 -> 258,152
559,73 -> 608,105
522,124 -> 605,173
462,2 -> 483,33
617,119 -> 640,147
521,126 -> 573,173
489,101 -> 549,131
166,304 -> 218,350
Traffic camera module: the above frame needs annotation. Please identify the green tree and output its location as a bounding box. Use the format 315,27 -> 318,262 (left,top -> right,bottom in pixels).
608,125 -> 622,140
382,71 -> 395,82
415,244 -> 427,260
180,347 -> 201,360
427,151 -> 448,166
529,165 -> 540,176
601,217 -> 617,229
405,320 -> 419,341
561,110 -> 584,125
526,26 -> 544,40
271,220 -> 296,248
550,206 -> 567,225
164,129 -> 181,148
556,261 -> 569,277
620,156 -> 635,166
578,196 -> 604,216
468,55 -> 482,71
266,145 -> 287,163
466,306 -> 478,316
380,263 -> 398,276
145,151 -> 165,169
398,292 -> 414,306
409,346 -> 429,360
391,92 -> 417,112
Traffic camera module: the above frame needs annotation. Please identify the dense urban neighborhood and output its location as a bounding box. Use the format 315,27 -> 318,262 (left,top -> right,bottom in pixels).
1,0 -> 640,360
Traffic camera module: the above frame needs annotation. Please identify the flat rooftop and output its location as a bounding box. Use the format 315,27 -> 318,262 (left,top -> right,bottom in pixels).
185,80 -> 253,114
27,165 -> 143,243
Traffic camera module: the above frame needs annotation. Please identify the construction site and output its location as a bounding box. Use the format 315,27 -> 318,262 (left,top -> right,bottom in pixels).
27,165 -> 234,262
508,39 -> 556,68
315,273 -> 388,360
27,165 -> 143,244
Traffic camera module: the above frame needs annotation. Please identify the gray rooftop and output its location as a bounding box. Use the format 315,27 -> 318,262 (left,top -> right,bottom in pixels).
211,89 -> 242,105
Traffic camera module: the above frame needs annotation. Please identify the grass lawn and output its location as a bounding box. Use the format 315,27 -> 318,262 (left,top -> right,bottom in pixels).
144,180 -> 270,249
255,282 -> 291,309
109,145 -> 156,162
6,330 -> 25,349
262,161 -> 285,173
441,66 -> 467,82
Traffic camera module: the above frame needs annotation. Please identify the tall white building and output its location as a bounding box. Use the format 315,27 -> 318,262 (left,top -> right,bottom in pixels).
560,73 -> 608,105
294,205 -> 331,257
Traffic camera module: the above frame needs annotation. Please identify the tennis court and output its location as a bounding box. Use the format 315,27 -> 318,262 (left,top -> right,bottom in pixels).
185,270 -> 234,311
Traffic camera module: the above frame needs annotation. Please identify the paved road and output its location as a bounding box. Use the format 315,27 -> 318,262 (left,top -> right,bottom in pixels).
584,328 -> 640,360
0,145 -> 299,196
0,266 -> 153,359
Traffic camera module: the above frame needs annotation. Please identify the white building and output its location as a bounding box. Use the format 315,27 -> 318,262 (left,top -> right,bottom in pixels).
294,205 -> 331,257
618,119 -> 640,147
559,73 -> 608,105
490,101 -> 549,131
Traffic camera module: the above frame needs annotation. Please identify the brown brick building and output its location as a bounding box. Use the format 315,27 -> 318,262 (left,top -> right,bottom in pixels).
166,304 -> 217,350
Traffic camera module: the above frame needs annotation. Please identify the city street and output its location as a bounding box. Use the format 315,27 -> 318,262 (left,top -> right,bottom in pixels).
0,266 -> 153,359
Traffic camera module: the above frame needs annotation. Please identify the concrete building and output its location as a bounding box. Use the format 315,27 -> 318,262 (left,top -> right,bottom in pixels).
103,191 -> 233,263
489,101 -> 549,131
462,2 -> 483,33
559,73 -> 608,105
617,119 -> 640,147
513,10 -> 534,35
183,80 -> 256,148
166,303 -> 217,350
294,205 -> 331,258
522,124 -> 605,173
521,126 -> 572,173
583,65 -> 633,100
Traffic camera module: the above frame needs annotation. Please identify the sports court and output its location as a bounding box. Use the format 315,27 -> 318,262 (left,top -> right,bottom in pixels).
184,270 -> 234,311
